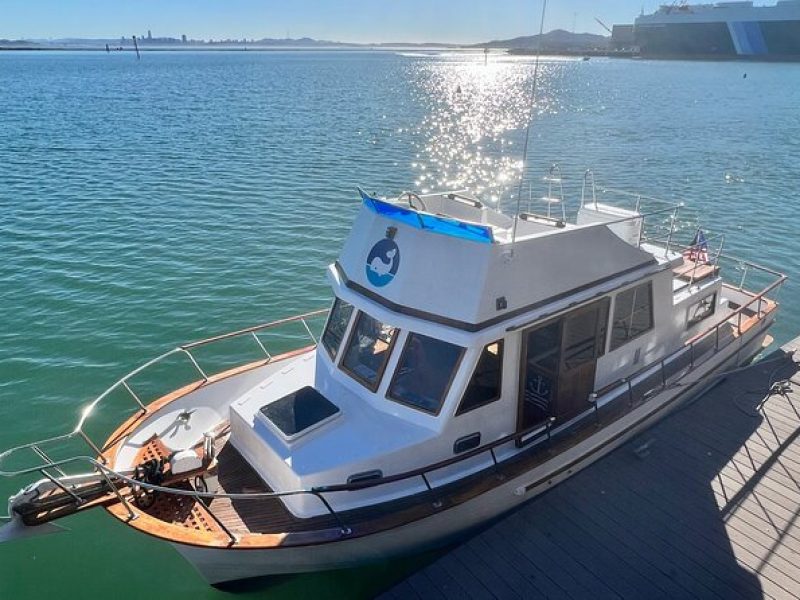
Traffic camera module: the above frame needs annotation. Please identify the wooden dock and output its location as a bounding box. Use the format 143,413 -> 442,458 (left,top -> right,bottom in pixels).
381,340 -> 800,600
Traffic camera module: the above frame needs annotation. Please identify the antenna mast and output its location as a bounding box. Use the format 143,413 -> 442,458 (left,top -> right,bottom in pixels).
510,0 -> 548,250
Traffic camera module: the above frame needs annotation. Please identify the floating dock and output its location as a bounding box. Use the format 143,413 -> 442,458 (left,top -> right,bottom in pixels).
381,338 -> 800,599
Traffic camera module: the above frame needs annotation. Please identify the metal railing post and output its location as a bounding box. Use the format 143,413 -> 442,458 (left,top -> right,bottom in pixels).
78,430 -> 107,464
312,492 -> 351,536
715,235 -> 725,265
250,331 -> 272,360
588,392 -> 599,424
31,444 -> 67,478
664,206 -> 679,257
39,469 -> 84,504
122,380 -> 147,413
97,467 -> 136,521
300,319 -> 318,345
195,494 -> 237,544
181,348 -> 209,381
739,263 -> 749,291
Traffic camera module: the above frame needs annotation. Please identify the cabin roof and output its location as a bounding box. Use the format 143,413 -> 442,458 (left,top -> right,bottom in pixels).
335,193 -> 662,331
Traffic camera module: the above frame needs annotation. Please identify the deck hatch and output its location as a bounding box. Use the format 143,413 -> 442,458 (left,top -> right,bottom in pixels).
258,387 -> 340,438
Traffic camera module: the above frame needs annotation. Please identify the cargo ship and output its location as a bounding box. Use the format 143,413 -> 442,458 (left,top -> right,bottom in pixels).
633,1 -> 800,60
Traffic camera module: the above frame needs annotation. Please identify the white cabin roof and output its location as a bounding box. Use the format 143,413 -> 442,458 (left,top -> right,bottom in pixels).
334,192 -> 661,331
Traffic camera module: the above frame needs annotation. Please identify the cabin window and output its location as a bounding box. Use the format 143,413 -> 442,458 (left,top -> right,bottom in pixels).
388,333 -> 464,415
341,312 -> 398,391
610,282 -> 654,351
456,340 -> 504,415
321,298 -> 354,359
687,292 -> 716,328
562,299 -> 610,370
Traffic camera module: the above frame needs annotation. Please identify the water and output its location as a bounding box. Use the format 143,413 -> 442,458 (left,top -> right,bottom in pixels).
1,50 -> 799,598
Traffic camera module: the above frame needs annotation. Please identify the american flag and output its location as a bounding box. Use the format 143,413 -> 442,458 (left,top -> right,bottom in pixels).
684,229 -> 709,263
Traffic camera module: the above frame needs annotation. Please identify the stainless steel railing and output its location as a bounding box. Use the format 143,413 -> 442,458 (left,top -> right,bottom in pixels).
0,309 -> 329,475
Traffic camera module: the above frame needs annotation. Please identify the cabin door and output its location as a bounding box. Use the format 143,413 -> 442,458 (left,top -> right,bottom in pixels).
518,299 -> 609,442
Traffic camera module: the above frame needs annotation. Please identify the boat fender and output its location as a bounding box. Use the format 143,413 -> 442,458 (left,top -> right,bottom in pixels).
170,449 -> 203,475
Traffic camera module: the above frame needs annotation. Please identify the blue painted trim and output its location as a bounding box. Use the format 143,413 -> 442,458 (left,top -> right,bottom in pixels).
361,195 -> 494,244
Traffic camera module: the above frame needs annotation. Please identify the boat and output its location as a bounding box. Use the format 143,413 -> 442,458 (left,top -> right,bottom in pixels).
0,174 -> 786,584
633,1 -> 800,60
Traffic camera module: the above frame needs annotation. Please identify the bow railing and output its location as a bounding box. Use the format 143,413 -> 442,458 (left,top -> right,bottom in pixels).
0,309 -> 329,479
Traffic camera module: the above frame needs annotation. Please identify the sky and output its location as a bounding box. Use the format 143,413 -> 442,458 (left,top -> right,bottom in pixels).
0,1 -> 665,43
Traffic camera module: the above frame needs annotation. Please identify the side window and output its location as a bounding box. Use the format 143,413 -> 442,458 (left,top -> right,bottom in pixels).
341,312 -> 398,391
687,292 -> 716,328
388,333 -> 464,415
457,341 -> 504,415
321,298 -> 354,360
561,298 -> 610,370
610,282 -> 654,351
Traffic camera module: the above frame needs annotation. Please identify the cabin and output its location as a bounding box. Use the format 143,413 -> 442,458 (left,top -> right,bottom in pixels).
229,190 -> 734,517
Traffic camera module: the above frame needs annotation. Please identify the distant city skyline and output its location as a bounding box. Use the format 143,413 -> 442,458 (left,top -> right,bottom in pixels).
1,0 -> 664,43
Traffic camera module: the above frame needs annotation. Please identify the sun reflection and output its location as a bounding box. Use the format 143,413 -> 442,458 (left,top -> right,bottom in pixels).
407,54 -> 563,206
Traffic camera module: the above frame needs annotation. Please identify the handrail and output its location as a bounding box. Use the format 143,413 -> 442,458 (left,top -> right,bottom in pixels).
313,421 -> 552,494
595,268 -> 787,401
2,310 -> 329,474
181,309 -> 328,350
596,185 -> 679,207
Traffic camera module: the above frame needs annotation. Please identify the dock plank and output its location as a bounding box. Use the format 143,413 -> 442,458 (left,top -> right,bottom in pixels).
380,343 -> 800,599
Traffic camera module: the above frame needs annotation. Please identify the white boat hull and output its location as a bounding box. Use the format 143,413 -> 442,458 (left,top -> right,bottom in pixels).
172,321 -> 772,584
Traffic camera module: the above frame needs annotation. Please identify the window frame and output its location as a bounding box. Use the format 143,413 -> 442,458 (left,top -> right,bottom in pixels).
456,340 -> 505,416
339,311 -> 400,393
686,291 -> 717,329
321,297 -> 354,361
610,281 -> 655,352
387,332 -> 466,416
561,298 -> 610,371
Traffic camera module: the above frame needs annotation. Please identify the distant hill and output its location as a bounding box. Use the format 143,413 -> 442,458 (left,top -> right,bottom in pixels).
0,30 -> 608,52
478,29 -> 609,51
0,39 -> 42,49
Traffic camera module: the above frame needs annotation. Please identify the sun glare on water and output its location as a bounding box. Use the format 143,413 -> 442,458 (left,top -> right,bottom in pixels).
407,54 -> 563,205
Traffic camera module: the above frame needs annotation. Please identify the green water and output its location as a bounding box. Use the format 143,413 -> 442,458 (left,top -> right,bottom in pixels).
1,50 -> 799,598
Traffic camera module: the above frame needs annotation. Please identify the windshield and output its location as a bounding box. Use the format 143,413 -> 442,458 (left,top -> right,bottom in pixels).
340,312 -> 398,391
321,298 -> 354,359
388,333 -> 464,414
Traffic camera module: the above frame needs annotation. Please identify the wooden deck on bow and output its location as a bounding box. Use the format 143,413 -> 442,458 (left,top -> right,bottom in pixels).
381,339 -> 800,600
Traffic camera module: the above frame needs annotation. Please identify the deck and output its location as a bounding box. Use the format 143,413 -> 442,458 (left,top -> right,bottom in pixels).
380,339 -> 800,600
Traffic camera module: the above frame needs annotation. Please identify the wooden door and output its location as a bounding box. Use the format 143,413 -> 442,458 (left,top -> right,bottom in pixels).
555,298 -> 609,421
518,298 -> 610,437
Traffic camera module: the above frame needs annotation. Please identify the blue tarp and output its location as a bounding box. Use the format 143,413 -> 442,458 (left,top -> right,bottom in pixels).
358,190 -> 494,245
